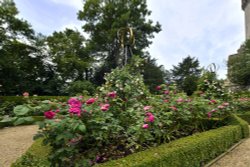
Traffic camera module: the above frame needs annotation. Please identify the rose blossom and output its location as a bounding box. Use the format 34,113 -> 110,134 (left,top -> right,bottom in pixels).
142,124 -> 149,129
209,99 -> 217,104
69,107 -> 81,116
164,90 -> 170,95
145,113 -> 155,122
176,98 -> 184,103
86,98 -> 96,105
207,112 -> 212,118
169,106 -> 177,111
44,111 -> 55,119
100,104 -> 110,111
68,98 -> 82,108
163,99 -> 169,103
107,91 -> 117,98
156,86 -> 161,90
143,106 -> 152,111
222,102 -> 229,106
218,105 -> 225,109
23,92 -> 29,97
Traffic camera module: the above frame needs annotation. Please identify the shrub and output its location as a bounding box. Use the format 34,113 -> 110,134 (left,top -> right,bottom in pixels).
237,111 -> 250,124
65,80 -> 96,96
0,96 -> 68,116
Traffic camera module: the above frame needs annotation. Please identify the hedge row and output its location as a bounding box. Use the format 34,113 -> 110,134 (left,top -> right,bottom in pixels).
97,115 -> 249,167
11,138 -> 51,167
237,112 -> 250,124
0,96 -> 69,116
12,115 -> 249,167
0,116 -> 44,128
0,96 -> 69,104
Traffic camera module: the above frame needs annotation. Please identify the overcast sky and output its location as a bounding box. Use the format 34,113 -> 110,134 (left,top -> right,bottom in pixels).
14,0 -> 245,79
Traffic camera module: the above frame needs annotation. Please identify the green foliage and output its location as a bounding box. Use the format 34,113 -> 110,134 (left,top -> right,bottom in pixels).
143,57 -> 169,93
0,116 -> 44,128
11,138 -> 51,167
97,115 -> 247,167
234,97 -> 250,113
171,56 -> 201,96
65,80 -> 96,96
0,96 -> 68,116
228,40 -> 250,86
197,71 -> 231,100
224,114 -> 249,138
46,29 -> 92,82
237,111 -> 250,124
78,0 -> 161,85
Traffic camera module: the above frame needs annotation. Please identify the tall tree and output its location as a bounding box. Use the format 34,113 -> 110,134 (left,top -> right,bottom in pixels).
78,0 -> 161,85
171,56 -> 201,95
228,40 -> 250,86
46,29 -> 92,82
0,0 -> 45,95
143,57 -> 168,92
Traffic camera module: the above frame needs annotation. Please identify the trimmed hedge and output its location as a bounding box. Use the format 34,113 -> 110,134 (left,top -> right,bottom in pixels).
12,115 -> 249,167
11,138 -> 51,167
237,112 -> 250,124
0,116 -> 44,129
224,114 -> 249,138
0,96 -> 68,116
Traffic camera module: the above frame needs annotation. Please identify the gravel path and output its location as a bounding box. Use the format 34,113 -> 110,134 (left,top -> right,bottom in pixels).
210,126 -> 250,167
0,125 -> 38,167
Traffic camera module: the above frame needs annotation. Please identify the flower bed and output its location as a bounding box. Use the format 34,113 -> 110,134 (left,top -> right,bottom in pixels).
12,115 -> 249,167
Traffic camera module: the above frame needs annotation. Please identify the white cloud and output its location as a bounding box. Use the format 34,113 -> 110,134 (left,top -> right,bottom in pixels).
147,0 -> 245,79
48,0 -> 83,10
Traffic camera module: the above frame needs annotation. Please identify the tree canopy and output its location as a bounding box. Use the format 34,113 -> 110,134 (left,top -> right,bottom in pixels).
171,56 -> 201,95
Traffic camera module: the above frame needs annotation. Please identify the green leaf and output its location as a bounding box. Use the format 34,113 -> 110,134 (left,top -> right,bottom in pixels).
78,125 -> 86,133
14,105 -> 31,116
13,118 -> 26,125
0,117 -> 17,123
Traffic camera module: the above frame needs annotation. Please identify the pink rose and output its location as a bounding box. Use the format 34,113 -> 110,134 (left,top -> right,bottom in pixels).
169,106 -> 177,111
218,105 -> 224,109
55,109 -> 60,113
222,102 -> 229,106
207,112 -> 212,118
211,109 -> 217,113
86,98 -> 96,105
156,86 -> 161,90
68,98 -> 82,108
143,106 -> 152,111
100,104 -> 110,111
176,98 -> 183,103
107,91 -> 117,98
44,111 -> 55,119
209,100 -> 217,104
164,90 -> 170,95
163,99 -> 169,103
23,92 -> 29,97
142,124 -> 149,129
145,113 -> 155,122
69,107 -> 81,116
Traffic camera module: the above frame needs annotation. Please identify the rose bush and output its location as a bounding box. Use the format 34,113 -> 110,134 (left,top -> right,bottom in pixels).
34,57 -> 234,166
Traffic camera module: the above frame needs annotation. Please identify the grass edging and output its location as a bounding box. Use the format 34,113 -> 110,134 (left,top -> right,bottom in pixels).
12,115 -> 249,167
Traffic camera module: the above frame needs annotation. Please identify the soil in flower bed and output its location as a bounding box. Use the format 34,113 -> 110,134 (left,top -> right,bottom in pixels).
0,125 -> 38,167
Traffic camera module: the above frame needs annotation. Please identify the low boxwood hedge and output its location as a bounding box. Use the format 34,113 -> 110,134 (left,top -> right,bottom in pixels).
0,96 -> 68,116
11,138 -> 51,167
12,115 -> 249,167
237,112 -> 250,124
0,116 -> 44,129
